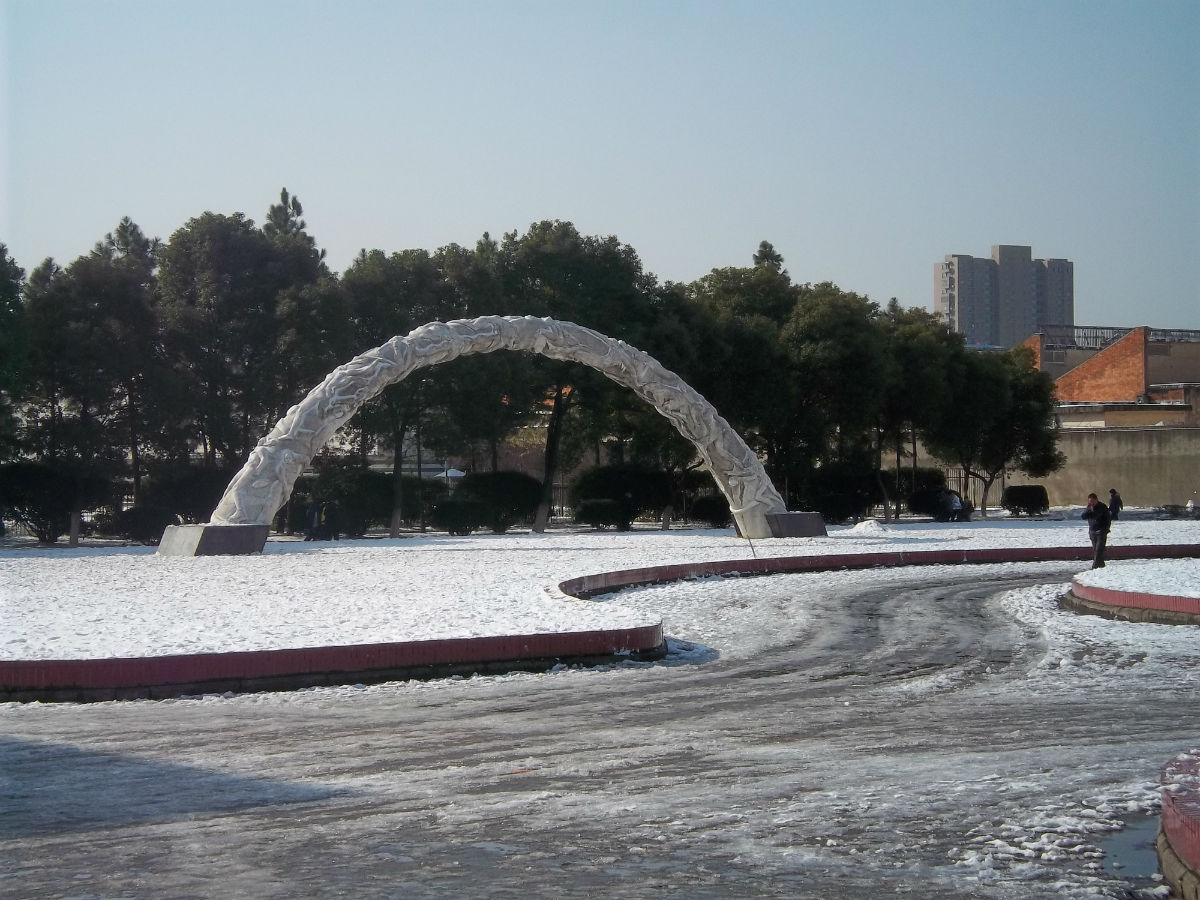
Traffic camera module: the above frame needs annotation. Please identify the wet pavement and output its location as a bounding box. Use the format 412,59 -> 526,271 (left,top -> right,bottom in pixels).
3,563 -> 1192,899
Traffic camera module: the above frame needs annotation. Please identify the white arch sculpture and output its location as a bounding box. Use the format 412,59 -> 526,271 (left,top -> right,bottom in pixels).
207,315 -> 791,540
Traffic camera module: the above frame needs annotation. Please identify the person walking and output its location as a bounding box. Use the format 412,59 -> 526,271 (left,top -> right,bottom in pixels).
304,498 -> 320,541
1108,488 -> 1124,520
1082,492 -> 1112,569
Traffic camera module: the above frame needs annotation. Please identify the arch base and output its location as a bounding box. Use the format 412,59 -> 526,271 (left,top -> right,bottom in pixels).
158,524 -> 270,557
763,512 -> 828,538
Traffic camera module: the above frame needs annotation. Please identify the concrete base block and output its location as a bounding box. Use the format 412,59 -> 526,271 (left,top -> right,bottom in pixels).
765,512 -> 828,538
157,524 -> 270,556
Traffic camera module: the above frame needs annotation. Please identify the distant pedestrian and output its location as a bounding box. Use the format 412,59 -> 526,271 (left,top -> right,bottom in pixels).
304,499 -> 320,541
1081,492 -> 1112,569
1108,488 -> 1124,521
319,500 -> 339,541
327,500 -> 340,540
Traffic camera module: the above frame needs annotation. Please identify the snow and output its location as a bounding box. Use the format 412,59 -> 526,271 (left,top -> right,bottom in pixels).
2,512 -> 1199,661
1076,558 -> 1200,598
4,511 -> 1200,898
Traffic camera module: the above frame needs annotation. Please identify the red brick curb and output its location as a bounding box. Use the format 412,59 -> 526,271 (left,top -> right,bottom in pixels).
0,626 -> 664,702
1064,551 -> 1200,624
4,542 -> 1197,702
1070,580 -> 1200,616
1160,751 -> 1200,899
561,543 -> 1200,598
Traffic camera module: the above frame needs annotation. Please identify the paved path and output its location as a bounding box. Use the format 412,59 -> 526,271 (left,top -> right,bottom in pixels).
3,562 -> 1192,899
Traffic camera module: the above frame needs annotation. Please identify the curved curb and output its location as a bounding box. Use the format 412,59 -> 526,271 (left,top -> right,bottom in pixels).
1160,751 -> 1200,899
0,626 -> 665,703
4,542 -> 1198,702
558,543 -> 1200,598
1064,582 -> 1200,625
1066,552 -> 1200,625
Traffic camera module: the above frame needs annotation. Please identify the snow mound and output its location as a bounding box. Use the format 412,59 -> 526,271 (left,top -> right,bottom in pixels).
848,519 -> 889,534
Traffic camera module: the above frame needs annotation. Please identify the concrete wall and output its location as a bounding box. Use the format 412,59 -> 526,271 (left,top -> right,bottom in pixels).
1038,427 -> 1200,508
1147,385 -> 1200,425
1149,340 -> 1200,385
1056,406 -> 1192,427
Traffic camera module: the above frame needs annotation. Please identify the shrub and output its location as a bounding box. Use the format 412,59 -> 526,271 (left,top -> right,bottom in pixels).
370,474 -> 450,530
430,499 -> 488,535
281,475 -> 318,534
1002,484 -> 1049,517
909,488 -> 973,522
574,498 -> 630,530
569,465 -> 672,521
804,463 -> 883,524
116,505 -> 182,545
0,461 -> 113,543
311,462 -> 391,536
907,487 -> 946,517
876,466 -> 946,501
300,462 -> 452,536
689,494 -> 732,528
455,471 -> 542,534
142,464 -> 240,524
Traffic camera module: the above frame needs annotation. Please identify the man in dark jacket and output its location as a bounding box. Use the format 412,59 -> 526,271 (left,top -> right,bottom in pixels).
1082,492 -> 1112,569
1108,488 -> 1124,520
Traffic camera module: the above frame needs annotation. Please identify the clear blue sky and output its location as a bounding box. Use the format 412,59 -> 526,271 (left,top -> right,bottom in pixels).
3,0 -> 1198,328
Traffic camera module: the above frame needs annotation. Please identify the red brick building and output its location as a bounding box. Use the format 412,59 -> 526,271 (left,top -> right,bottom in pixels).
1022,326 -> 1200,427
1017,326 -> 1200,508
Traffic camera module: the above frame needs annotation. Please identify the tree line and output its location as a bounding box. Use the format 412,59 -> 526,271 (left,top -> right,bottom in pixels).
0,189 -> 1063,540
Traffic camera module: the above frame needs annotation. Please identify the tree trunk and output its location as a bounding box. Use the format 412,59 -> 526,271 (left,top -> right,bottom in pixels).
875,469 -> 892,521
533,385 -> 569,533
415,410 -> 425,532
68,506 -> 82,548
977,472 -> 996,517
359,419 -> 372,465
128,390 -> 143,507
894,434 -> 904,520
388,417 -> 407,538
874,427 -> 892,521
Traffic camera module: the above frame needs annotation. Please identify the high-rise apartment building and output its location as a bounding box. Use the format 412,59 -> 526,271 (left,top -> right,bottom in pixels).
935,245 -> 1073,348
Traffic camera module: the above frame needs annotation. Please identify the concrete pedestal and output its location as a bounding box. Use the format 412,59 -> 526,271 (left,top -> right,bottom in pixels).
765,512 -> 828,538
157,524 -> 270,556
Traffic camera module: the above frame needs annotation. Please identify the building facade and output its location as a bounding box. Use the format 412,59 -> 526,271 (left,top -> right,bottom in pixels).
1019,326 -> 1200,508
935,245 -> 1073,348
1022,326 -> 1200,428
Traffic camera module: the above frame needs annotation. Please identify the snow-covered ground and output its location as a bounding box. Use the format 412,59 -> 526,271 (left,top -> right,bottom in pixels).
2,513 -> 1199,661
5,512 -> 1200,899
1075,557 -> 1200,598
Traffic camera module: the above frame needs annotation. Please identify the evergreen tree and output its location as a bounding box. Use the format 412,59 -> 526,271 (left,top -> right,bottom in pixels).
0,245 -> 27,460
921,346 -> 1064,515
497,221 -> 658,531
